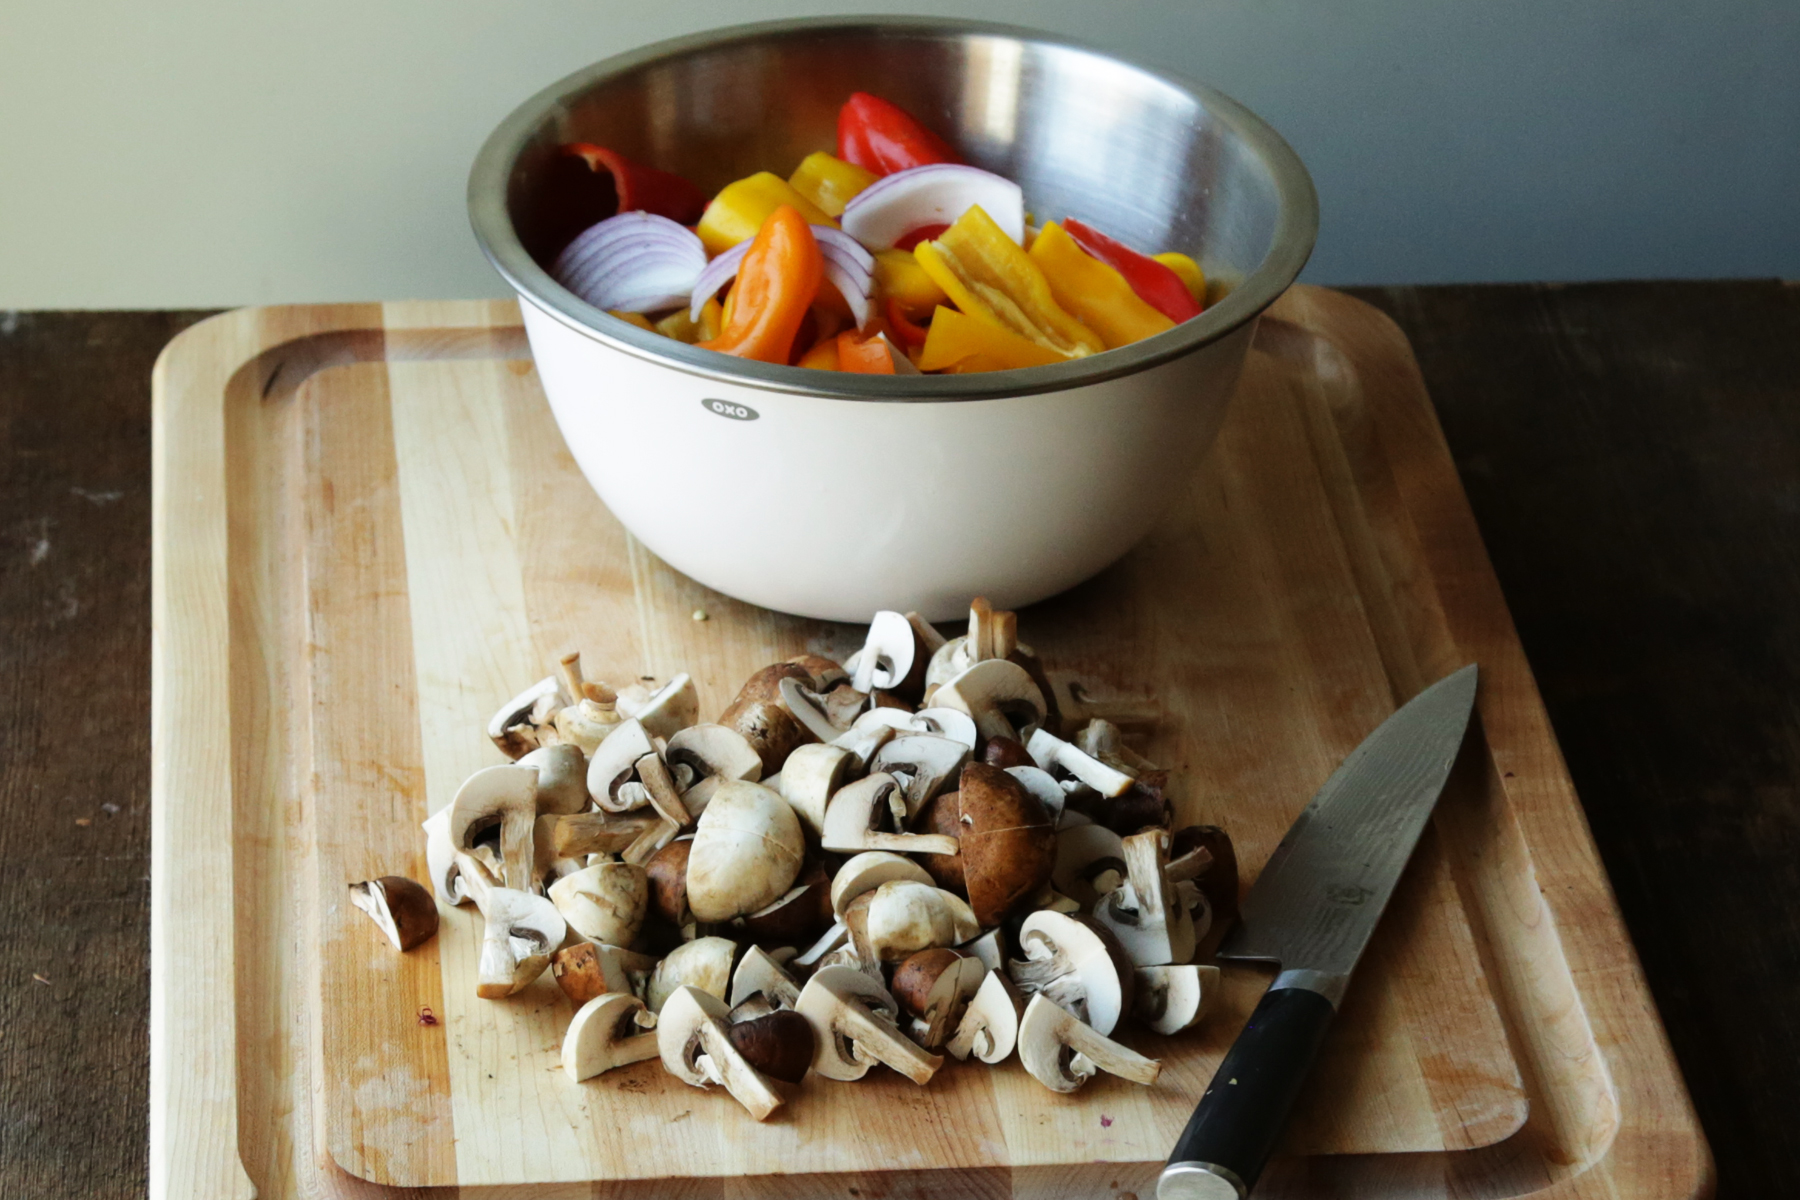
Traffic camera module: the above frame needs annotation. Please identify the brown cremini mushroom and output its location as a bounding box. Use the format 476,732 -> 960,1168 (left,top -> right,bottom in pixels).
891,948 -> 987,1049
957,762 -> 1056,926
718,662 -> 823,776
550,941 -> 658,1006
727,1009 -> 815,1083
911,790 -> 966,895
645,837 -> 692,926
737,859 -> 833,946
348,876 -> 439,951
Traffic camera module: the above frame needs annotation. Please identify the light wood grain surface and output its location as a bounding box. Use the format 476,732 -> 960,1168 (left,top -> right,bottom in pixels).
147,288 -> 1711,1199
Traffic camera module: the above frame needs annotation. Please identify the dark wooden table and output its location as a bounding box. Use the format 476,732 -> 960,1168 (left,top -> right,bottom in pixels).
2,281 -> 1795,1197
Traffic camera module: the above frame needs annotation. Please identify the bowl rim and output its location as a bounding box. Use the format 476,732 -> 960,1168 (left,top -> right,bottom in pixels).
468,15 -> 1318,402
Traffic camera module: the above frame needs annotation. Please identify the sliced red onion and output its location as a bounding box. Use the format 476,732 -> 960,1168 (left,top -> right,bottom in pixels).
688,239 -> 750,322
686,225 -> 876,329
552,212 -> 706,314
840,164 -> 1025,250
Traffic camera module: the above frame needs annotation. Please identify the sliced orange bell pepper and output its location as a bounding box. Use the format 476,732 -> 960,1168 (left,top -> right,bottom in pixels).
788,152 -> 878,218
918,306 -> 1065,373
1029,222 -> 1174,350
696,172 -> 836,256
797,337 -> 841,370
914,206 -> 1103,359
835,330 -> 896,374
697,205 -> 823,364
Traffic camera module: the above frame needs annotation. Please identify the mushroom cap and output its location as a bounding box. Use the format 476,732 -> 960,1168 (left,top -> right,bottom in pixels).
871,734 -> 970,821
348,876 -> 439,951
587,720 -> 657,812
828,851 -> 933,916
722,698 -> 814,777
547,861 -> 649,947
630,673 -> 699,740
958,763 -> 1057,927
862,881 -> 981,962
644,837 -> 692,926
518,743 -> 590,816
1008,910 -> 1132,1035
947,969 -> 1023,1063
552,698 -> 623,756
932,659 -> 1047,745
1173,824 -> 1240,926
846,610 -> 917,693
891,949 -> 988,1049
685,780 -> 805,922
647,935 -> 738,1012
982,736 -> 1035,770
551,941 -> 633,1006
777,743 -> 852,838
911,791 -> 966,895
727,1010 -> 815,1083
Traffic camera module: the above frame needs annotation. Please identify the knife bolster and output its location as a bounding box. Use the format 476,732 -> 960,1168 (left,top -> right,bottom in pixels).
1270,967 -> 1349,1008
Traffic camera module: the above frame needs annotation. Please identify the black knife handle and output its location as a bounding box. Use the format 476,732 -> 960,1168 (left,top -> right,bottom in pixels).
1159,980 -> 1339,1199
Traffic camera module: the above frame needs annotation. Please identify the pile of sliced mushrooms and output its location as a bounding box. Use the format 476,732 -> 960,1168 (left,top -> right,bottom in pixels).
351,598 -> 1237,1120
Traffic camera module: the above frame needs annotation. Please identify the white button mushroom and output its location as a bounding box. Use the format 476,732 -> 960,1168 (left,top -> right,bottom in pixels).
517,743 -> 589,816
946,970 -> 1024,1063
562,992 -> 659,1081
547,861 -> 649,948
455,852 -> 566,998
1026,727 -> 1136,799
932,659 -> 1048,746
1132,963 -> 1221,1035
684,780 -> 805,923
656,985 -> 787,1120
447,764 -> 541,892
1006,910 -> 1135,1035
794,964 -> 942,1084
1092,828 -> 1197,967
1015,993 -> 1161,1093
487,676 -> 567,759
646,935 -> 738,1013
821,773 -> 959,856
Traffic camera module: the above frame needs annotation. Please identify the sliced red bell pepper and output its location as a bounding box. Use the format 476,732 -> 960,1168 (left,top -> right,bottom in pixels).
697,205 -> 823,365
561,143 -> 708,225
892,222 -> 949,252
837,93 -> 961,176
1063,218 -> 1203,323
885,298 -> 929,349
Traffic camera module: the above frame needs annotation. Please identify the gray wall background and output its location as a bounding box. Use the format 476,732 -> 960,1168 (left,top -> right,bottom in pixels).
2,0 -> 1795,308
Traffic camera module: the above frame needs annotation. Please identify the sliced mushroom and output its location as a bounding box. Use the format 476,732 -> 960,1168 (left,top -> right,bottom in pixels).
629,673 -> 699,740
828,719 -> 895,771
563,992 -> 660,1081
855,880 -> 980,962
550,941 -> 658,1006
456,853 -> 566,998
646,935 -> 737,1012
845,610 -> 918,694
587,720 -> 657,812
727,1009 -> 815,1083
547,811 -> 658,859
517,743 -> 589,816
548,861 -> 649,947
870,734 -> 969,821
1052,822 -> 1129,910
891,949 -> 987,1049
348,876 -> 439,951
447,764 -> 539,892
777,743 -> 852,838
946,970 -> 1023,1063
791,920 -> 850,972
1172,824 -> 1240,928
685,780 -> 805,922
665,723 -> 763,815
551,697 -> 622,756
1016,993 -> 1161,1093
488,676 -> 567,759
794,964 -> 942,1084
932,659 -> 1048,746
958,926 -> 1006,972
1006,765 -> 1066,827
729,944 -> 802,1010
1073,718 -> 1160,777
957,762 -> 1056,927
657,985 -> 786,1120
619,815 -> 682,867
777,675 -> 850,744
1026,728 -> 1135,799
1006,910 -> 1134,1035
1092,828 -> 1196,967
422,806 -> 488,906
1133,964 -> 1221,1035
821,774 -> 959,856
635,751 -> 691,828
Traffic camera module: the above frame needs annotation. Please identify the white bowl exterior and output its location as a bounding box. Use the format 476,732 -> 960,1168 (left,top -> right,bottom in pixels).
521,297 -> 1254,622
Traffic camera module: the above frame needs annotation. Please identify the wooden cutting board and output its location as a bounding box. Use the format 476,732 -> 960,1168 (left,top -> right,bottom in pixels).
149,287 -> 1711,1200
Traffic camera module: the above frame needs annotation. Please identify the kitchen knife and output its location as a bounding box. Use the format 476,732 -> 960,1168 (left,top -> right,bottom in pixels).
1158,664 -> 1479,1200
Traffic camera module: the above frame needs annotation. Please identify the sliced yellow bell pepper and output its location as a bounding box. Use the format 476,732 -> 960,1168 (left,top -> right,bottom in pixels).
608,310 -> 656,331
1029,222 -> 1174,350
788,152 -> 878,218
918,306 -> 1065,373
914,206 -> 1103,359
1154,252 -> 1206,305
797,337 -> 841,370
874,248 -> 946,318
652,297 -> 724,344
696,172 -> 836,256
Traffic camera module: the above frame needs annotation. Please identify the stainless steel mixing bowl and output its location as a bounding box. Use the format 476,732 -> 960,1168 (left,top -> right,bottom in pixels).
470,17 -> 1317,619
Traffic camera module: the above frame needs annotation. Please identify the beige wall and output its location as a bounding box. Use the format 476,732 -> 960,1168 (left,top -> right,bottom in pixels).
2,0 -> 1794,308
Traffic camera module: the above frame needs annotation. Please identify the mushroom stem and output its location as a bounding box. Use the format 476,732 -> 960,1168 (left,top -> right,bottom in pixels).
557,651 -> 587,709
1059,1011 -> 1161,1085
551,812 -> 658,858
636,752 -> 692,828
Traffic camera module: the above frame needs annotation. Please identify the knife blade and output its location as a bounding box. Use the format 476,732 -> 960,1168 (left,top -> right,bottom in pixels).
1158,664 -> 1479,1200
